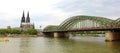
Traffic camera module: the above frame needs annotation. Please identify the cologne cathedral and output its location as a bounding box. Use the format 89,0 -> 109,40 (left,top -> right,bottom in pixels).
20,11 -> 34,30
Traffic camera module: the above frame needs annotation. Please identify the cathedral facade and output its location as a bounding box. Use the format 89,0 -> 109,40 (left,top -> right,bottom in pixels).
20,11 -> 34,30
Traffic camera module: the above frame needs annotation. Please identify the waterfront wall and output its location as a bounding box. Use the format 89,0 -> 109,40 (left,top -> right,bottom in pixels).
0,34 -> 37,37
9,34 -> 37,37
0,34 -> 7,37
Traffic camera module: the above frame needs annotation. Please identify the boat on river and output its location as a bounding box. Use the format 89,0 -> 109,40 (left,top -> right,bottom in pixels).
0,37 -> 9,42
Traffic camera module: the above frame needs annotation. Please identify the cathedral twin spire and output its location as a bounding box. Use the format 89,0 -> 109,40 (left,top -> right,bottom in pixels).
20,11 -> 34,30
21,11 -> 30,23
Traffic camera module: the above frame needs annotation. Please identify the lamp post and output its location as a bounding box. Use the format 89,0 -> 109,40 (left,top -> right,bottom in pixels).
40,26 -> 42,30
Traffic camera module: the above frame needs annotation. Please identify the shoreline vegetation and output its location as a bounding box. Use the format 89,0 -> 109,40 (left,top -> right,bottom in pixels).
0,28 -> 105,37
0,28 -> 39,37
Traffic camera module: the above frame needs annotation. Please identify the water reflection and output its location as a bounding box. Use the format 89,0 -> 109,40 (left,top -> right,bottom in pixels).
106,42 -> 120,53
0,38 -> 21,53
19,37 -> 32,53
0,37 -> 120,53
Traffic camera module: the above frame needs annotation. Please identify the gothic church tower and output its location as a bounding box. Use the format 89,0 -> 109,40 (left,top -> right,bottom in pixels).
21,11 -> 25,23
26,12 -> 30,23
20,11 -> 34,30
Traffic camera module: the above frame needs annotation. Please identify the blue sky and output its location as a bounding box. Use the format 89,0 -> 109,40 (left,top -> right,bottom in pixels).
0,0 -> 120,29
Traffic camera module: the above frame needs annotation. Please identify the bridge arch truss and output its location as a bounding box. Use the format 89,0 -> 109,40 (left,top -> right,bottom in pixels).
57,15 -> 113,31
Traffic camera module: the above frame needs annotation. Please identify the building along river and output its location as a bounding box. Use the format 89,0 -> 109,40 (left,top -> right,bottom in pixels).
0,36 -> 120,53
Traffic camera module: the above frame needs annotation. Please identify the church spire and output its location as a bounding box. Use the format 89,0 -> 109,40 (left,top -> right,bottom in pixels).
20,11 -> 34,30
21,11 -> 25,23
26,11 -> 30,23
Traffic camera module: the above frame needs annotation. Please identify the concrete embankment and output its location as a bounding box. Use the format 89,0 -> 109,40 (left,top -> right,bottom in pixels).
0,34 -> 38,37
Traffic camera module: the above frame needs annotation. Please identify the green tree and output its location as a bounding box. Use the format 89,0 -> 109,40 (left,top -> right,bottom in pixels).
7,29 -> 21,34
22,29 -> 37,35
0,29 -> 8,34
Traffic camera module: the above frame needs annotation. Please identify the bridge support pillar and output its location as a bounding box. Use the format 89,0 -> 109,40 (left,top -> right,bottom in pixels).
54,32 -> 69,38
105,31 -> 120,41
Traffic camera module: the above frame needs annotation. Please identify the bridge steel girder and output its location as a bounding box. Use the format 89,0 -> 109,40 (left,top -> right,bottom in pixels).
43,25 -> 58,32
111,18 -> 120,25
57,15 -> 113,31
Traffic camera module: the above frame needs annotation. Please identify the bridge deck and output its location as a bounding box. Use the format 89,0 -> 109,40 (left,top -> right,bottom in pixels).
43,25 -> 120,32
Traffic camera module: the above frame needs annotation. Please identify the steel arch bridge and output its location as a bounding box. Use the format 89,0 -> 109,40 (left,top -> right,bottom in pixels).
43,15 -> 120,41
44,15 -> 116,31
57,15 -> 113,30
43,25 -> 58,31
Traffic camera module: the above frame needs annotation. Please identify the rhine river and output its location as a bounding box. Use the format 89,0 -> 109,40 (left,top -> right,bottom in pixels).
0,36 -> 120,53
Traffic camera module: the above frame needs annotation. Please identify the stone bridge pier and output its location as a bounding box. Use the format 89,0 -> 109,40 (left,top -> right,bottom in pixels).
105,31 -> 120,41
54,32 -> 70,38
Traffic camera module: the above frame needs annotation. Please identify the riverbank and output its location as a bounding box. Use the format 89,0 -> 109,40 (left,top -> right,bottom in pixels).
0,34 -> 40,37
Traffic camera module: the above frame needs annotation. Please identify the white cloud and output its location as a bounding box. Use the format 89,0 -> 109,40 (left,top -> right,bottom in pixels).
56,0 -> 120,19
0,0 -> 120,29
0,0 -> 62,28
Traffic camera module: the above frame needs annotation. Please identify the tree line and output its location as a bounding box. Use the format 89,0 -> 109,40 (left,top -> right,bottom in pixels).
0,28 -> 37,35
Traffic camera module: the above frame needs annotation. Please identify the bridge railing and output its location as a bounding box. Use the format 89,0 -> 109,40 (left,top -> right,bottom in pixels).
43,25 -> 120,32
69,25 -> 120,30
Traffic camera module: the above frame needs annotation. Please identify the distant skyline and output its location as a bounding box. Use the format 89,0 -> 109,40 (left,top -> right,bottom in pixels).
0,0 -> 120,29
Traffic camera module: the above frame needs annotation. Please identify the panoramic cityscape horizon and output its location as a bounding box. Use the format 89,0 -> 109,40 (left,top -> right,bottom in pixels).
1,0 -> 120,53
0,0 -> 120,29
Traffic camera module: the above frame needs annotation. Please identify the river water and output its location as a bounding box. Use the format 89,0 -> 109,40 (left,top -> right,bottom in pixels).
0,36 -> 120,53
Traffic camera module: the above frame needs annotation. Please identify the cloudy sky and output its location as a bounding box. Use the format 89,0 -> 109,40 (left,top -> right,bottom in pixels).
0,0 -> 120,29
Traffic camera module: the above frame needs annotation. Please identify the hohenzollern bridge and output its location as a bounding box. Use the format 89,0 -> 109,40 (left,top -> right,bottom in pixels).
43,15 -> 120,41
